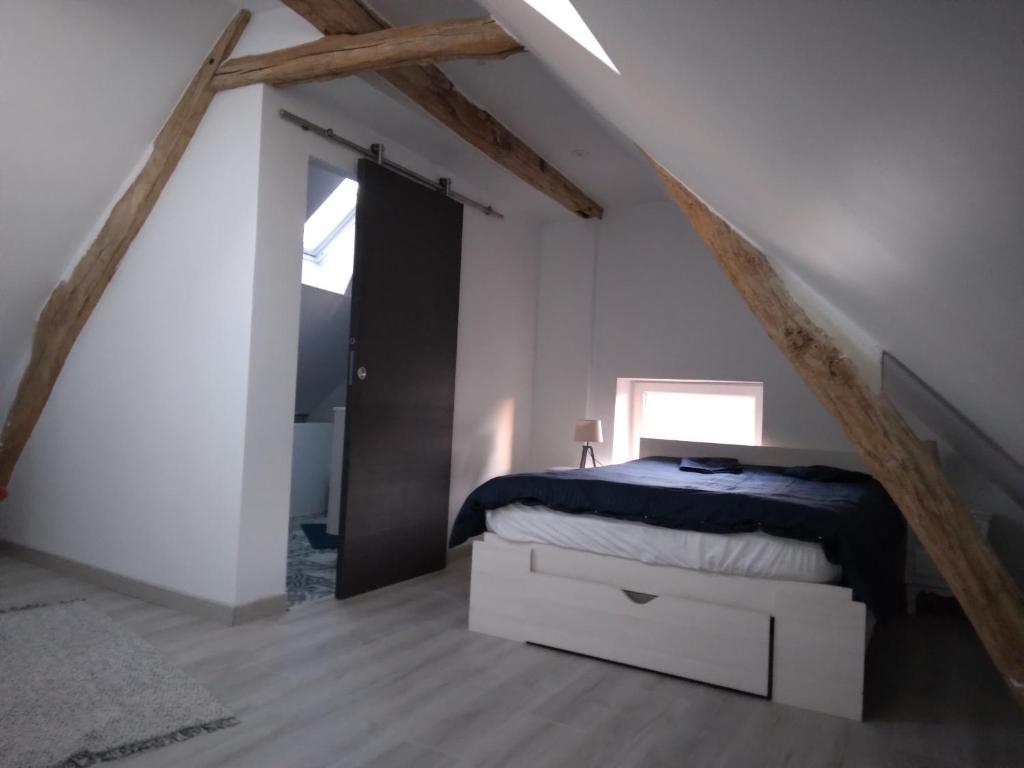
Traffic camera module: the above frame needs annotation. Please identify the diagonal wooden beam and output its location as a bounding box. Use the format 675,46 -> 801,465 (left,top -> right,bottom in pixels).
212,17 -> 523,91
280,0 -> 603,219
644,152 -> 1024,710
0,11 -> 252,500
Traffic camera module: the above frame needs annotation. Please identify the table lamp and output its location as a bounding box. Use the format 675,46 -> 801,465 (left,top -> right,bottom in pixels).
574,419 -> 603,468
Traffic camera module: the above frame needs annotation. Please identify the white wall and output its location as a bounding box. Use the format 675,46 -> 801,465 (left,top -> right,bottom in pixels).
0,86 -> 265,606
529,221 -> 598,470
448,212 -> 541,523
531,200 -> 850,470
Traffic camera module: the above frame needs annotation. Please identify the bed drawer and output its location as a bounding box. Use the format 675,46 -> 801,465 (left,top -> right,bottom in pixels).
472,556 -> 772,696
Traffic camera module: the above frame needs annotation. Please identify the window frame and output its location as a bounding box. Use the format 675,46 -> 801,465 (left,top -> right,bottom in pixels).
626,378 -> 764,458
303,207 -> 356,264
301,174 -> 359,295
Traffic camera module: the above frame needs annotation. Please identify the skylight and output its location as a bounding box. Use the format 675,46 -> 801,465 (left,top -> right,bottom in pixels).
302,177 -> 358,295
520,0 -> 619,74
304,178 -> 358,257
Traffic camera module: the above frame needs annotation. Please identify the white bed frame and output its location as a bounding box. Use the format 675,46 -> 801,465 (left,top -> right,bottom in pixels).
467,440 -> 874,721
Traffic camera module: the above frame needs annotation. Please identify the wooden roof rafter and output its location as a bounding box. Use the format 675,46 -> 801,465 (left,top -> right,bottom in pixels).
212,17 -> 523,91
643,151 -> 1024,711
280,0 -> 604,219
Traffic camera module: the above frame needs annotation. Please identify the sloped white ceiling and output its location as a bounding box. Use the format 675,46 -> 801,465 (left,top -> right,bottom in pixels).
0,0 -> 235,411
478,0 -> 1024,462
369,0 -> 661,206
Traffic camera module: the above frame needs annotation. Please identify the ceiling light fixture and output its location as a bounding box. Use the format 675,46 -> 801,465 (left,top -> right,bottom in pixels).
519,0 -> 620,74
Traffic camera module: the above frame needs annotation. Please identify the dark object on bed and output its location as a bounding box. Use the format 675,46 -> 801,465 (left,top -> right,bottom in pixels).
678,457 -> 742,474
450,457 -> 906,620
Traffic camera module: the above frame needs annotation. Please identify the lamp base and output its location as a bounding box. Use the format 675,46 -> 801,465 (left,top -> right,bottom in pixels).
579,444 -> 596,469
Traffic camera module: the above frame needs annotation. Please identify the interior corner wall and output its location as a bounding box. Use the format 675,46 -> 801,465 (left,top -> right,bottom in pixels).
529,220 -> 598,471
531,200 -> 851,469
0,86 -> 265,607
448,212 -> 541,525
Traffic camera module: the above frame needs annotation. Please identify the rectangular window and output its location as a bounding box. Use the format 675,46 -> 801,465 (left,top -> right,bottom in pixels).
616,379 -> 764,460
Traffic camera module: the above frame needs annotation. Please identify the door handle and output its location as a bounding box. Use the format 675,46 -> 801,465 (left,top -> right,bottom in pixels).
356,366 -> 368,381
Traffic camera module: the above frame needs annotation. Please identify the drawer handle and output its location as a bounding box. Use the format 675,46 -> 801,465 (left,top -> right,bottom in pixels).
622,589 -> 658,605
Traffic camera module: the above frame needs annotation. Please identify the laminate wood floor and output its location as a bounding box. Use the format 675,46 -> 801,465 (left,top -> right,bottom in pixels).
2,549 -> 1021,767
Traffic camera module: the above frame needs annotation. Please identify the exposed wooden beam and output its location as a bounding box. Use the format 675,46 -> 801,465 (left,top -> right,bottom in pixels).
280,0 -> 603,219
212,18 -> 523,91
644,153 -> 1024,709
0,11 -> 252,500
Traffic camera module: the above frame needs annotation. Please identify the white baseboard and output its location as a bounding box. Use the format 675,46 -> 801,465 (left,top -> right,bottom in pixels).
0,540 -> 287,625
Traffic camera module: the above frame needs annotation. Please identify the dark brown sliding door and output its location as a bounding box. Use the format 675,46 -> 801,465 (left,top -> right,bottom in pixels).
336,159 -> 463,598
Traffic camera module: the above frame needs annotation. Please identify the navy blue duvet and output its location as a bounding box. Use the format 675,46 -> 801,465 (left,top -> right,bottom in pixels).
450,457 -> 905,620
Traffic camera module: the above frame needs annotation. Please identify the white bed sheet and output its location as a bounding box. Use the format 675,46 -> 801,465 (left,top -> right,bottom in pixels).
485,503 -> 841,584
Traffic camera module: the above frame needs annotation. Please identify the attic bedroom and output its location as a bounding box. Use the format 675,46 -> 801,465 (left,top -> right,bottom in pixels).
0,1 -> 1022,766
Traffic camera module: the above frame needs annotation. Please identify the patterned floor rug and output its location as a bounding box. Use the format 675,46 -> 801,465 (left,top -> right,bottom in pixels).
0,600 -> 236,768
287,515 -> 336,607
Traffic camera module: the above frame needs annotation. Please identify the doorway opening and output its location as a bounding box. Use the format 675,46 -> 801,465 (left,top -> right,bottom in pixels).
286,158 -> 357,607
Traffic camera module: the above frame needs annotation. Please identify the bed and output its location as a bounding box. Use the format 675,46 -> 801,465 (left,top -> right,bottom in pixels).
450,439 -> 906,721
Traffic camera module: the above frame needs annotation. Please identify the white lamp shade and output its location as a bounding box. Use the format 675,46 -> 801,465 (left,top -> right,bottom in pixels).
574,419 -> 603,444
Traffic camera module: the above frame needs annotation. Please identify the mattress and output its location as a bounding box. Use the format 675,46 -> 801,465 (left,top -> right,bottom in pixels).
485,502 -> 842,584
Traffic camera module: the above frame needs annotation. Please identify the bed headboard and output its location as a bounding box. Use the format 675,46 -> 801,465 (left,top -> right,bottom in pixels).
638,439 -> 870,473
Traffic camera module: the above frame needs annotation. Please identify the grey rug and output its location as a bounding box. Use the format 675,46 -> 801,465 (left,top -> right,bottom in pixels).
0,600 -> 237,768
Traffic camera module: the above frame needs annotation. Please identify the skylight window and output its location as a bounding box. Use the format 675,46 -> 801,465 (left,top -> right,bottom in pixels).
302,177 -> 358,295
520,0 -> 619,74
